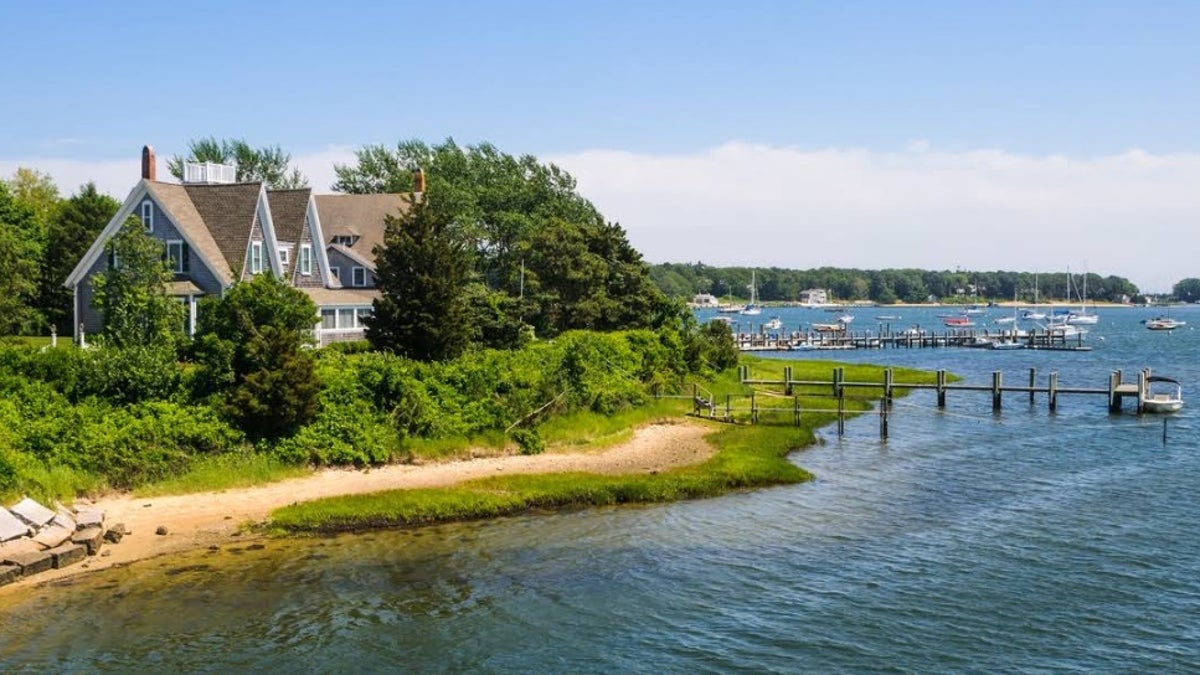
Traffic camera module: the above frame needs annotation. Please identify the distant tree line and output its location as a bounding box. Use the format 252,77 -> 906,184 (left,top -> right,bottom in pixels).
650,263 -> 1145,304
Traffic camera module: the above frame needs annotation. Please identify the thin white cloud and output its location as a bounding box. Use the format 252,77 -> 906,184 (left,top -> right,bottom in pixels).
7,142 -> 1197,292
550,142 -> 1200,292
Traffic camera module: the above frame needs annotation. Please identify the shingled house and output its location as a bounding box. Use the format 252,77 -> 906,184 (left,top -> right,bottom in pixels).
64,146 -> 410,345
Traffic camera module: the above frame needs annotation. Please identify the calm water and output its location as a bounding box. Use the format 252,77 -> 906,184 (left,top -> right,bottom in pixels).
3,306 -> 1199,673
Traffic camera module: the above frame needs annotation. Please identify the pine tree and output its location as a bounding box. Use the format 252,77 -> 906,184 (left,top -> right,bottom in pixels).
40,183 -> 119,334
366,197 -> 471,361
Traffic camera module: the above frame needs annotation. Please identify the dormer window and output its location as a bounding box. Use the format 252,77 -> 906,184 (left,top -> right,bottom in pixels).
332,235 -> 358,247
352,267 -> 367,287
140,200 -> 154,232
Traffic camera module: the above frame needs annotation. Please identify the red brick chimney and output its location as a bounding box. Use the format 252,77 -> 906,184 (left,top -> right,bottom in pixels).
412,167 -> 426,193
141,145 -> 156,181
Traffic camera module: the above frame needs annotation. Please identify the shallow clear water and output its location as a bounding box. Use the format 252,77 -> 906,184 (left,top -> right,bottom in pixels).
3,306 -> 1199,673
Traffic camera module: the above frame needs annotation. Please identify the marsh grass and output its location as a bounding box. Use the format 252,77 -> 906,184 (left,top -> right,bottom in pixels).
269,358 -> 935,534
134,453 -> 311,498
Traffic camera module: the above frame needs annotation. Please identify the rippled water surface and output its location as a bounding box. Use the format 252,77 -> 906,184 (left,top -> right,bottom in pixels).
3,306 -> 1199,673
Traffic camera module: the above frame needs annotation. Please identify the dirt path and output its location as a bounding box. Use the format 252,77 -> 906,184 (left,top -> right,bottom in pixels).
4,420 -> 715,592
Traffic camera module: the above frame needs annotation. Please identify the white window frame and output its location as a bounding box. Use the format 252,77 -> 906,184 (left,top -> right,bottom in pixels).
166,240 -> 185,274
352,266 -> 367,287
250,241 -> 264,274
329,266 -> 340,282
140,200 -> 154,232
299,244 -> 313,276
278,247 -> 289,267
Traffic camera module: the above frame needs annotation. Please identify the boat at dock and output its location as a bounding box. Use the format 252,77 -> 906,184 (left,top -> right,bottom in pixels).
763,317 -> 783,331
1141,376 -> 1183,413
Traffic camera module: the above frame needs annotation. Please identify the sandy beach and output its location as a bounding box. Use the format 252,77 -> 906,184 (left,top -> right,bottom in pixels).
3,420 -> 716,593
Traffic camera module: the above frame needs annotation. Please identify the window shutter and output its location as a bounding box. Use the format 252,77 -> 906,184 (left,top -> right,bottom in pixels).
182,243 -> 190,273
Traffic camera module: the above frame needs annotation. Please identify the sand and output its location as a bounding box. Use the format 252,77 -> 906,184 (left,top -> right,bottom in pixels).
2,420 -> 715,593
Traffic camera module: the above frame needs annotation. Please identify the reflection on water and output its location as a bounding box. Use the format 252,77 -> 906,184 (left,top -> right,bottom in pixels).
3,307 -> 1199,673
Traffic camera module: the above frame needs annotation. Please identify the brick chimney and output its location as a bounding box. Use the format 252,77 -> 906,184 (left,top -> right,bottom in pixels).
412,168 -> 426,193
141,145 -> 157,181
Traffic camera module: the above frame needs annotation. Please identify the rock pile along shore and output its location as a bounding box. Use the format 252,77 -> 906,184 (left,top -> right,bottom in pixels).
0,497 -> 123,586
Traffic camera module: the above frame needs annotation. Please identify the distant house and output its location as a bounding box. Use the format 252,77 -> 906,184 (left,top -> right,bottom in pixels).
691,293 -> 719,307
799,289 -> 829,306
64,146 -> 411,346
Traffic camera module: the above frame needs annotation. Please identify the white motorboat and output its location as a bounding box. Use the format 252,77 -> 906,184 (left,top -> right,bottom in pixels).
1145,317 -> 1186,331
1141,376 -> 1183,413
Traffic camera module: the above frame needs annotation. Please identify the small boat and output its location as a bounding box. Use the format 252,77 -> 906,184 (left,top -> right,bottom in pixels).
812,323 -> 847,333
1145,317 -> 1186,331
739,304 -> 762,316
876,314 -> 901,320
1021,309 -> 1047,321
943,317 -> 974,327
763,317 -> 783,331
739,270 -> 762,315
837,313 -> 855,324
1141,376 -> 1183,413
718,304 -> 744,314
993,316 -> 1016,325
990,338 -> 1025,350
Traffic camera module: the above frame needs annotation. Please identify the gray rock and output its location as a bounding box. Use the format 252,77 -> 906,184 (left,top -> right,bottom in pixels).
32,524 -> 73,549
9,498 -> 56,528
155,525 -> 169,536
0,508 -> 30,542
72,527 -> 105,555
4,550 -> 53,576
0,563 -> 19,587
0,537 -> 43,560
104,523 -> 128,544
75,509 -> 105,530
47,543 -> 87,569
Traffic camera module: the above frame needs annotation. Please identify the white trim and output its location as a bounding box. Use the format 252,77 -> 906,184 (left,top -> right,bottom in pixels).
256,186 -> 284,277
140,200 -> 154,232
250,241 -> 264,274
329,266 -> 339,281
299,243 -> 313,275
305,197 -> 337,287
352,266 -> 367,287
64,181 -> 149,287
166,239 -> 186,274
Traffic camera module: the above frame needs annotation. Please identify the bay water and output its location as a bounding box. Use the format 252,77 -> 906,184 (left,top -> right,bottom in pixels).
2,306 -> 1198,673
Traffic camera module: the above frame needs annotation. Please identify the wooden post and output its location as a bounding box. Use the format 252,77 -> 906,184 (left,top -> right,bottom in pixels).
725,394 -> 731,422
692,383 -> 698,415
884,368 -> 894,409
1048,372 -> 1058,412
936,369 -> 947,408
1137,369 -> 1148,415
1028,368 -> 1036,405
837,390 -> 845,436
1108,370 -> 1121,413
879,396 -> 889,440
793,395 -> 801,427
751,391 -> 758,425
784,365 -> 793,396
992,371 -> 1003,411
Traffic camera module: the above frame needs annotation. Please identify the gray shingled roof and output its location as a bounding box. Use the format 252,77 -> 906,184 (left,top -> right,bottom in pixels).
183,183 -> 263,278
313,193 -> 409,268
267,188 -> 312,245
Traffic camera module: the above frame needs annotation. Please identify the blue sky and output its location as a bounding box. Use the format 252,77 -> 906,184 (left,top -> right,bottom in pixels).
3,1 -> 1198,291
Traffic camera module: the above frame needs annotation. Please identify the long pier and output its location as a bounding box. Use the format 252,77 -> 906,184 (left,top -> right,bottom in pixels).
731,324 -> 1090,352
736,365 -> 1154,415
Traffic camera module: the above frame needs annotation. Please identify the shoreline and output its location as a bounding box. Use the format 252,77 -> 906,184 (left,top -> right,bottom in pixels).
2,420 -> 717,595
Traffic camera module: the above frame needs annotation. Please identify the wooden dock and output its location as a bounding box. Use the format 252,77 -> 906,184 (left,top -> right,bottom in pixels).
736,365 -> 1160,415
731,324 -> 1090,352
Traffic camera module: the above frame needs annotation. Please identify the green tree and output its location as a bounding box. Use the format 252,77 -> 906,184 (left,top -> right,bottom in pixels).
192,273 -> 321,441
40,183 -> 119,334
1173,278 -> 1200,303
335,138 -> 669,339
366,196 -> 471,361
0,182 -> 42,334
168,137 -> 308,189
91,219 -> 185,348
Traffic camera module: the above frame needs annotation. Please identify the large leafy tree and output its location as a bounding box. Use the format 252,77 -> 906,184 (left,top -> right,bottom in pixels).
1173,278 -> 1200,303
168,137 -> 308,189
366,196 -> 471,361
334,138 -> 669,338
91,218 -> 185,348
0,182 -> 43,334
40,183 -> 119,334
192,273 -> 321,441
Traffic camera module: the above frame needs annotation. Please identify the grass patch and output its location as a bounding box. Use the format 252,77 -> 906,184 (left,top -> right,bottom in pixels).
270,358 -> 930,534
134,452 -> 311,498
